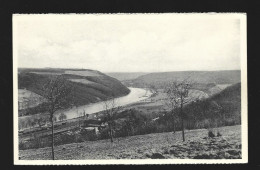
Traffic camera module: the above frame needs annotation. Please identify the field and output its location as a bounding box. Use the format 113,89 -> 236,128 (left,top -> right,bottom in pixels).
19,125 -> 241,160
29,72 -> 62,75
106,72 -> 149,81
18,89 -> 44,110
65,70 -> 102,77
68,79 -> 97,85
132,70 -> 241,85
208,84 -> 232,96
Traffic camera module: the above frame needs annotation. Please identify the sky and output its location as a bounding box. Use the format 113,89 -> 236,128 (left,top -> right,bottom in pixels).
14,14 -> 242,72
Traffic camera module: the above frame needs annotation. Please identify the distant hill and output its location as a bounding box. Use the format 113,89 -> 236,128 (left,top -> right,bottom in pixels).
106,72 -> 149,81
18,68 -> 130,114
132,70 -> 241,85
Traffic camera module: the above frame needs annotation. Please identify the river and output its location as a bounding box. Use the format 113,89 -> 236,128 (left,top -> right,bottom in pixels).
54,87 -> 152,120
19,87 -> 152,128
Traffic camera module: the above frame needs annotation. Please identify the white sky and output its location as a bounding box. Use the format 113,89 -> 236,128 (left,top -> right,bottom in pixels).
14,14 -> 242,72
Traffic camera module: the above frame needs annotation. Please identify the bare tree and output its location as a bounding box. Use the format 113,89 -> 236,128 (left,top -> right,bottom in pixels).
165,80 -> 194,141
75,107 -> 84,148
40,75 -> 74,160
164,85 -> 179,133
103,97 -> 120,143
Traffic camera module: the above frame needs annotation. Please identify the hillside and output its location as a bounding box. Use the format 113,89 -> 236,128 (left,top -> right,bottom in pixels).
116,82 -> 241,137
131,70 -> 241,85
18,68 -> 130,114
180,82 -> 241,129
106,72 -> 149,81
19,125 -> 241,160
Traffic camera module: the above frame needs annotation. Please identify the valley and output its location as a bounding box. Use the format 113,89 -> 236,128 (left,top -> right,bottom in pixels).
18,69 -> 242,160
13,14 -> 246,163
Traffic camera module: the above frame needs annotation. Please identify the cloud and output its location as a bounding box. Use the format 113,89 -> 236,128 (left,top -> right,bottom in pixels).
15,14 -> 241,72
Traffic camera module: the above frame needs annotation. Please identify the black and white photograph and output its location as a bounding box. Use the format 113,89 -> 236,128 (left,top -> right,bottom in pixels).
13,13 -> 247,164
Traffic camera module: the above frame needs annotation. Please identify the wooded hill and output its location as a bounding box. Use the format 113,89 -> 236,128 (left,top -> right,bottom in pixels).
113,82 -> 241,138
18,68 -> 130,115
158,82 -> 241,131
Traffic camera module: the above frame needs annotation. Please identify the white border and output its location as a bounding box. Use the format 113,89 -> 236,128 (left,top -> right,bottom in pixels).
13,13 -> 247,165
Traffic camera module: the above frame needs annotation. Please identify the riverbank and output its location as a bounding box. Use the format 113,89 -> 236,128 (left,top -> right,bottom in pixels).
19,87 -> 153,130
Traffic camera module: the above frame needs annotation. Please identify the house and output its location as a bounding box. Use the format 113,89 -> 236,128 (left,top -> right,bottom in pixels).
81,119 -> 106,135
84,127 -> 99,134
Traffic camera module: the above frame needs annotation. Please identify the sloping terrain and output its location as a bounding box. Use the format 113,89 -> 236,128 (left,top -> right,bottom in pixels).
19,125 -> 241,160
133,70 -> 240,84
106,72 -> 149,81
18,89 -> 44,109
207,84 -> 232,96
179,83 -> 241,129
18,68 -> 130,113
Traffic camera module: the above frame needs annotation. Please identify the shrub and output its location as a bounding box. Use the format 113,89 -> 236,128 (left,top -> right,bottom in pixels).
217,131 -> 222,137
19,141 -> 26,150
208,130 -> 215,138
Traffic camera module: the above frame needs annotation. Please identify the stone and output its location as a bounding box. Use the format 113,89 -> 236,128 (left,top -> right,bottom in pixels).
216,151 -> 225,159
169,149 -> 178,155
163,149 -> 169,154
137,149 -> 142,153
217,132 -> 222,137
226,149 -> 239,156
150,153 -> 165,159
224,152 -> 231,159
193,153 -> 212,159
145,153 -> 151,158
236,144 -> 242,149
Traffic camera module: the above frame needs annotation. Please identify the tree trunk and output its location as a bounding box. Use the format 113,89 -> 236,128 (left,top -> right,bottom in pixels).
170,110 -> 176,133
172,115 -> 176,133
181,118 -> 185,141
110,129 -> 113,143
173,120 -> 176,133
51,115 -> 55,160
180,103 -> 185,142
109,124 -> 113,143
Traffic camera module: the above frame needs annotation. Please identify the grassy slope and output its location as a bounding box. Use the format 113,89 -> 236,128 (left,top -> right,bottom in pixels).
19,125 -> 241,160
205,83 -> 241,119
106,72 -> 149,81
181,83 -> 241,128
18,68 -> 130,107
133,70 -> 241,84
